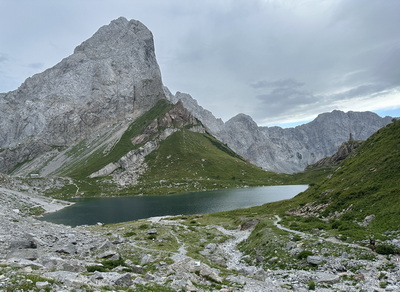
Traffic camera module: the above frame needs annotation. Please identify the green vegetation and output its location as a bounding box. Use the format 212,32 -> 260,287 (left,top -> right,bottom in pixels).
87,257 -> 127,273
133,284 -> 176,292
0,272 -> 55,292
376,244 -> 399,255
137,129 -> 292,193
307,280 -> 316,290
297,250 -> 313,260
290,120 -> 400,232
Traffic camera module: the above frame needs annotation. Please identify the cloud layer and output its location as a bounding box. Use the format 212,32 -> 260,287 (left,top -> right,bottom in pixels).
1,0 -> 399,126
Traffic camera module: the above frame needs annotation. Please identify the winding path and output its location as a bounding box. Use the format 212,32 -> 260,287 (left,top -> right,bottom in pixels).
209,225 -> 253,270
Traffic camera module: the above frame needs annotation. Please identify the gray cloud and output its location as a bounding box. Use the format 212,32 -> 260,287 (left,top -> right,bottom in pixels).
328,84 -> 389,102
0,0 -> 399,126
254,78 -> 317,118
0,54 -> 8,63
27,62 -> 45,70
251,79 -> 305,90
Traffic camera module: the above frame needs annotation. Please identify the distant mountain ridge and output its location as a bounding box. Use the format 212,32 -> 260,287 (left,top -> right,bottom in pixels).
166,91 -> 393,173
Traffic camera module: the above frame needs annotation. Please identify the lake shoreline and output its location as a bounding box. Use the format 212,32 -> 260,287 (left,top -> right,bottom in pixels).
40,185 -> 308,226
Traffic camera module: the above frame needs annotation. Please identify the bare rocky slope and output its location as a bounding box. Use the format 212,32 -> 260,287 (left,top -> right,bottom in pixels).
167,91 -> 393,173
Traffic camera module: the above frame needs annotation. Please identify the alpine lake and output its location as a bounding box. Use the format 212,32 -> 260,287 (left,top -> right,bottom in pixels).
40,185 -> 308,226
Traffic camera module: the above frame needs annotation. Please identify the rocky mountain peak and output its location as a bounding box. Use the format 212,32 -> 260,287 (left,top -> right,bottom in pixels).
226,114 -> 259,132
164,89 -> 225,134
0,17 -> 165,173
74,17 -> 155,60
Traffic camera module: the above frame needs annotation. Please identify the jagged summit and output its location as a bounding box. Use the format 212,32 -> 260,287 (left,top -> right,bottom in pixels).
74,17 -> 155,60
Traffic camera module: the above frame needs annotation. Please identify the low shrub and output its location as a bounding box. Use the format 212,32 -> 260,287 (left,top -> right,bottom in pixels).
139,224 -> 149,230
376,244 -> 398,255
292,234 -> 302,242
307,280 -> 316,290
124,231 -> 136,237
87,265 -> 107,272
297,250 -> 313,260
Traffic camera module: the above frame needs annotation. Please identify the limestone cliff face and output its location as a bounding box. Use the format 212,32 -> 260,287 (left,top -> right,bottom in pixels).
168,91 -> 393,173
0,17 -> 165,173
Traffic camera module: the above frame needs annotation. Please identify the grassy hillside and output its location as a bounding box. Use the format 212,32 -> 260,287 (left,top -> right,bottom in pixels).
194,121 -> 399,267
130,129 -> 293,194
293,119 -> 400,232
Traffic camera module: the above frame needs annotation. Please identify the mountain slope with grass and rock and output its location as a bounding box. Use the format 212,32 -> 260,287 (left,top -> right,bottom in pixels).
0,17 -> 165,175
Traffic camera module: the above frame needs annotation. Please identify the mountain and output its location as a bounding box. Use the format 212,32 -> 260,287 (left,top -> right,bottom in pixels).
0,17 -> 295,197
167,91 -> 393,173
0,16 -> 393,188
6,97 -> 290,197
0,17 -> 165,173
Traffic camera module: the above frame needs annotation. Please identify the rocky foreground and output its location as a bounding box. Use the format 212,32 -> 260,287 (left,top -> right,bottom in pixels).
0,185 -> 399,291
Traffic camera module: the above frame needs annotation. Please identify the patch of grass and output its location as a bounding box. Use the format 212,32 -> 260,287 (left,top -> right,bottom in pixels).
28,206 -> 46,216
297,250 -> 313,260
87,256 -> 127,273
138,223 -> 150,230
133,284 -> 176,291
124,231 -> 137,237
3,274 -> 54,291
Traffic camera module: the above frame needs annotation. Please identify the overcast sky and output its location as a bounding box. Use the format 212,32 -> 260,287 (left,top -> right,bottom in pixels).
1,0 -> 400,127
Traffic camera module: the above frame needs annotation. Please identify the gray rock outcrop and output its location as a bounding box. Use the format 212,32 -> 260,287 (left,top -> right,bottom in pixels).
306,139 -> 363,169
0,17 -> 165,173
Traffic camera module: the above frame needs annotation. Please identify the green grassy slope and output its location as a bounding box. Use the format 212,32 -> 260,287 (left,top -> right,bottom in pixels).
133,129 -> 291,194
296,119 -> 400,232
